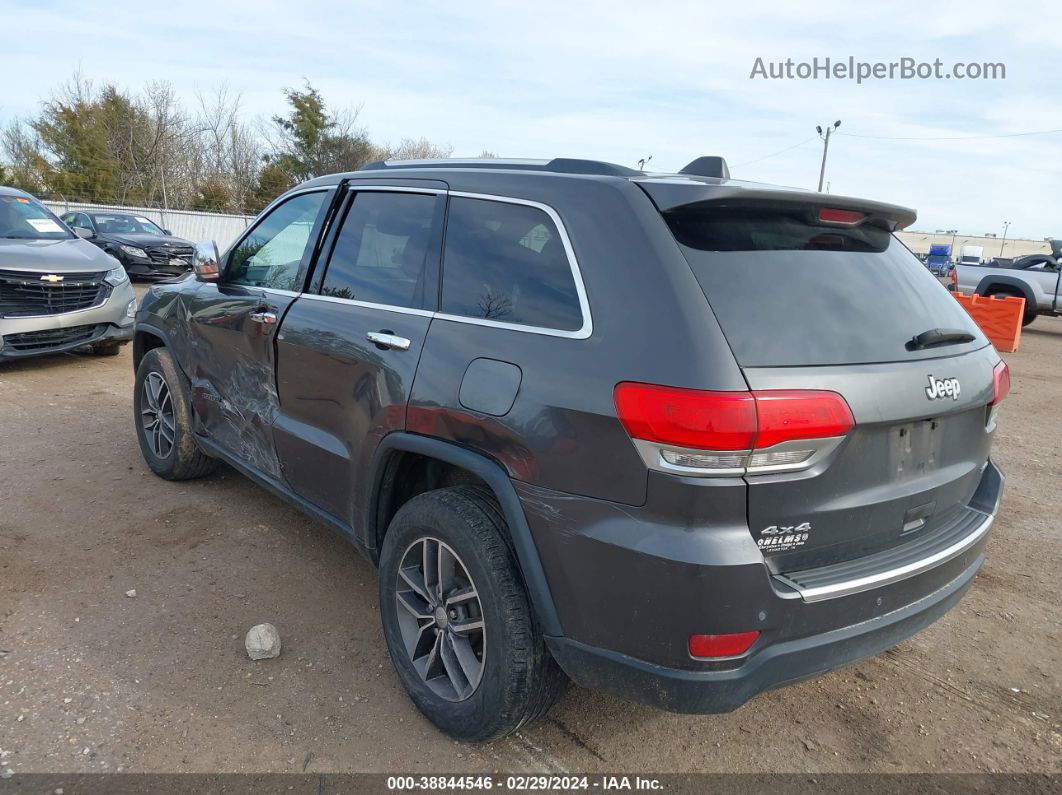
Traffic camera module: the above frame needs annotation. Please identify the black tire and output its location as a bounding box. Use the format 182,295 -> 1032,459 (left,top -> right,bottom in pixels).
378,485 -> 567,741
986,289 -> 1036,327
134,347 -> 217,480
90,341 -> 125,356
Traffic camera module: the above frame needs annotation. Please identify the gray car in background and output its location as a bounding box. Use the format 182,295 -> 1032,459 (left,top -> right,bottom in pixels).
0,187 -> 137,361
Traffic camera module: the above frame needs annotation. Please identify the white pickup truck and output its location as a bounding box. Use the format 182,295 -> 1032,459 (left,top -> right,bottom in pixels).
951,240 -> 1061,326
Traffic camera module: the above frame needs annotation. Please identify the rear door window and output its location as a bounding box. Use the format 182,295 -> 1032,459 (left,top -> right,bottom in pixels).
319,191 -> 438,309
441,197 -> 584,332
663,204 -> 986,366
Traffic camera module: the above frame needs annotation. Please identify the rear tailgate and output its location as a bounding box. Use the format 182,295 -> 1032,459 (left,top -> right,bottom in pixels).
649,189 -> 1001,573
741,354 -> 996,572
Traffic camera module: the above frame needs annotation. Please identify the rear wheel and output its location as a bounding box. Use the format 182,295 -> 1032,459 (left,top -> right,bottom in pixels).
134,347 -> 217,480
986,288 -> 1036,327
378,486 -> 567,741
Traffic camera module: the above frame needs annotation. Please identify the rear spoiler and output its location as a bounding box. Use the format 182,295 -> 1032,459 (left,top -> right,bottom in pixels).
636,182 -> 917,232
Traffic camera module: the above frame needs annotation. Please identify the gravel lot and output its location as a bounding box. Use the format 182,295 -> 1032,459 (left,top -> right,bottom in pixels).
1,302 -> 1059,775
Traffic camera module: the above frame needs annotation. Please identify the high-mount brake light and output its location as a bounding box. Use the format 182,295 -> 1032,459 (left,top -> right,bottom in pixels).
614,383 -> 854,476
818,207 -> 865,225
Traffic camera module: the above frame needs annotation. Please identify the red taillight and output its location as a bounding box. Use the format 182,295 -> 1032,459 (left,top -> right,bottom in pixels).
614,383 -> 854,452
613,384 -> 756,451
752,390 -> 856,449
688,631 -> 760,659
818,207 -> 865,225
991,360 -> 1010,405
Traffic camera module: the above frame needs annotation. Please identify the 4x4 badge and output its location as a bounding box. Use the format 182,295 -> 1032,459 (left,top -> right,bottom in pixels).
925,375 -> 960,401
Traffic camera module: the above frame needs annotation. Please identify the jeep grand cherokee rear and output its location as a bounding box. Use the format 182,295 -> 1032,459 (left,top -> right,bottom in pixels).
536,173 -> 1005,712
132,157 -> 1005,739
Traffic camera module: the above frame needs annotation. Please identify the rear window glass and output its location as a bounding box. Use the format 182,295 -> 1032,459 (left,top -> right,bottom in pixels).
664,205 -> 985,367
441,197 -> 583,331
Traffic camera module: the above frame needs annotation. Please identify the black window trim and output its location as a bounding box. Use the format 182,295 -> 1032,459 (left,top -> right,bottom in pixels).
437,191 -> 593,339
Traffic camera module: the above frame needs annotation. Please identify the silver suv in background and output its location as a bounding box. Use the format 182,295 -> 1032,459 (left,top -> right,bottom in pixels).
0,187 -> 136,361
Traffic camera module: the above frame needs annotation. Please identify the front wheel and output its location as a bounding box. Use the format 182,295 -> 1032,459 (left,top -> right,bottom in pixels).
378,486 -> 567,741
133,347 -> 217,480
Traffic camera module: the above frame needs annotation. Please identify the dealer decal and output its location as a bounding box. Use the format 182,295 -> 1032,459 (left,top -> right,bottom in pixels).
758,522 -> 811,551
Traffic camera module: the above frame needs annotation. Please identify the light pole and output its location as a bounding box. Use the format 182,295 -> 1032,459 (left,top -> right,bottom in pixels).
816,120 -> 841,192
946,229 -> 958,262
1000,221 -> 1011,256
637,155 -> 653,171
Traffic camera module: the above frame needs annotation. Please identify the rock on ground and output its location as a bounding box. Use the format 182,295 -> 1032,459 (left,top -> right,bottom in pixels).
245,623 -> 281,660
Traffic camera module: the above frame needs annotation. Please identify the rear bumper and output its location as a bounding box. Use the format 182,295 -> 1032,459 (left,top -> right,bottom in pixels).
547,551 -> 980,713
521,459 -> 1003,713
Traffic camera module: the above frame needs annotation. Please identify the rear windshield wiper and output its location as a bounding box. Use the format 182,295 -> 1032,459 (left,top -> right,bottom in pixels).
907,327 -> 976,351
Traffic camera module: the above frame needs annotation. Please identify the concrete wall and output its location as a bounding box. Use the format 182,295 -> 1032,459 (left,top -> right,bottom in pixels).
897,230 -> 1052,259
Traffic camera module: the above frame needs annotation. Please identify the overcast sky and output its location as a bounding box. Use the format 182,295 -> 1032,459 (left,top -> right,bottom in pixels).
1,0 -> 1059,239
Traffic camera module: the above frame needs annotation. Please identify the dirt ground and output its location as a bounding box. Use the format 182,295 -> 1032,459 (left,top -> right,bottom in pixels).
1,298 -> 1059,775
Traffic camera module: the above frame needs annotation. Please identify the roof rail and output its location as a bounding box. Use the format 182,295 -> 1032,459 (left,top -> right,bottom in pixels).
357,157 -> 641,177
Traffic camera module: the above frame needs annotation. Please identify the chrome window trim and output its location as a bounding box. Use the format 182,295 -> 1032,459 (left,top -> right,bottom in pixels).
299,292 -> 434,318
297,188 -> 594,338
775,509 -> 994,603
441,191 -> 593,340
258,287 -> 301,299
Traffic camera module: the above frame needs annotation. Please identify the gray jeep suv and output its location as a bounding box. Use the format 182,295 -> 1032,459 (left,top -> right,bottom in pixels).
132,157 -> 1007,740
1,187 -> 136,361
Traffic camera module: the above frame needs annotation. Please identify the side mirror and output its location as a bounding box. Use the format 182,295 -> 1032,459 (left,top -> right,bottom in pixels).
193,240 -> 221,282
73,226 -> 93,239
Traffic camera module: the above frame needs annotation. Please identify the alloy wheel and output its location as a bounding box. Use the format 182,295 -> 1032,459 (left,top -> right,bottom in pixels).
395,537 -> 486,702
140,371 -> 175,459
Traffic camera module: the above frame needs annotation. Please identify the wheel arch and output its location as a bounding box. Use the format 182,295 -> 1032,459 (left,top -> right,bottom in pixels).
132,323 -> 171,371
974,275 -> 1036,308
367,432 -> 563,636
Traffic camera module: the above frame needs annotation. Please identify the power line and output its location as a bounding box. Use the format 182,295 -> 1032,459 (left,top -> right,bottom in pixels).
838,128 -> 1062,141
733,136 -> 817,168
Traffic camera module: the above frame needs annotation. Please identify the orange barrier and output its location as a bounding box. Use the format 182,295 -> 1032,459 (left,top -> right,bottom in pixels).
951,292 -> 1025,352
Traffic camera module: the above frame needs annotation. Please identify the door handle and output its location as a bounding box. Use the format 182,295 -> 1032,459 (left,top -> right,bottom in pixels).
367,331 -> 411,351
250,310 -> 278,325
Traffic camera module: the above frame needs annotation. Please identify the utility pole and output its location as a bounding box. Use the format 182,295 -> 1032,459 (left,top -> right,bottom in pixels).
816,120 -> 841,192
946,229 -> 958,262
1000,221 -> 1011,256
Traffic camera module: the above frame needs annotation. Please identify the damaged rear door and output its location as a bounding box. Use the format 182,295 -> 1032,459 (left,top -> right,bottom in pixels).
186,188 -> 333,478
